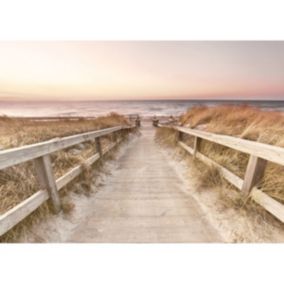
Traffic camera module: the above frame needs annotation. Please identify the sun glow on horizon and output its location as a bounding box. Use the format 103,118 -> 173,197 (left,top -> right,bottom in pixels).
0,41 -> 284,101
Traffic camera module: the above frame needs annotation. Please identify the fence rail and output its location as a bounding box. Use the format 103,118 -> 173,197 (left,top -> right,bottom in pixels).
0,125 -> 135,236
158,124 -> 284,223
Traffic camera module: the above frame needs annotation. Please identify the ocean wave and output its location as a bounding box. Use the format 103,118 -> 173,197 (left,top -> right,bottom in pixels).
1,100 -> 283,117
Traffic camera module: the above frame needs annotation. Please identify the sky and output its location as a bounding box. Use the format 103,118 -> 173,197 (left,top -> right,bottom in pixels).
0,41 -> 284,101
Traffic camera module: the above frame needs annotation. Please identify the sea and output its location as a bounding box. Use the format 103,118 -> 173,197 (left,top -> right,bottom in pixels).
0,100 -> 284,118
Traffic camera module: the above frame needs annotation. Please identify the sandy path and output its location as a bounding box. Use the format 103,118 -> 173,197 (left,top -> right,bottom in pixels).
68,122 -> 222,242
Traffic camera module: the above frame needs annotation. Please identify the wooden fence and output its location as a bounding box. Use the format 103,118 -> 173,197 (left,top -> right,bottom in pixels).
0,124 -> 135,236
158,124 -> 284,223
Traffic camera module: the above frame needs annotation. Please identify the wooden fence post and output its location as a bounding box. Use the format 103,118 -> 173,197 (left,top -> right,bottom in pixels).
193,136 -> 201,158
34,155 -> 61,213
135,117 -> 141,128
242,155 -> 267,196
152,119 -> 159,127
113,131 -> 120,146
178,131 -> 183,142
118,130 -> 124,143
95,137 -> 103,157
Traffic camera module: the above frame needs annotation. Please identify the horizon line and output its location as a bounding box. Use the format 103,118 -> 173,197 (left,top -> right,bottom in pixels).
1,98 -> 284,102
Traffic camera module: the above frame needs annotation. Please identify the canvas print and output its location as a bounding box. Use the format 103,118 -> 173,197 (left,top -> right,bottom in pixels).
1,41 -> 284,243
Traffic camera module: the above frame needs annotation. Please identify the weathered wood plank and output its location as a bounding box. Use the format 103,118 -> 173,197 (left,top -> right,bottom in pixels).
34,155 -> 61,213
178,131 -> 183,142
162,125 -> 284,167
56,141 -> 118,191
242,155 -> 267,196
0,190 -> 49,236
193,136 -> 201,157
0,125 -> 123,170
251,188 -> 284,223
178,140 -> 243,189
178,141 -> 194,155
196,152 -> 244,190
56,153 -> 100,190
102,141 -> 117,154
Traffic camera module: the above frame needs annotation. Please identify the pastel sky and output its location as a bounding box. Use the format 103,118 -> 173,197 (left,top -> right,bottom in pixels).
0,41 -> 284,101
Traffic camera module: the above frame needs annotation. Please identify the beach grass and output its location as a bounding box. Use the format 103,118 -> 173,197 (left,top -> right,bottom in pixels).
0,113 -> 133,242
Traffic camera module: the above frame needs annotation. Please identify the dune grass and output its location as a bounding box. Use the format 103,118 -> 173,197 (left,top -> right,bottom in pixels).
0,112 -> 130,149
0,113 -> 133,242
156,105 -> 284,213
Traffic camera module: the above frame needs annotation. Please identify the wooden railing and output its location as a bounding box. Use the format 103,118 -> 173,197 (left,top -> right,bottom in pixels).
158,124 -> 284,223
0,125 -> 135,236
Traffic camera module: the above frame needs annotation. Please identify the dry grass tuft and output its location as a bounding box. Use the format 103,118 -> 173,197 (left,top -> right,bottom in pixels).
180,105 -> 284,144
61,201 -> 75,214
189,156 -> 242,209
195,164 -> 224,189
155,127 -> 179,147
0,112 -> 133,242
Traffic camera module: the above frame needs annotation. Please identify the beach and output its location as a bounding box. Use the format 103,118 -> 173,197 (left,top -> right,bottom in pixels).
2,104 -> 284,242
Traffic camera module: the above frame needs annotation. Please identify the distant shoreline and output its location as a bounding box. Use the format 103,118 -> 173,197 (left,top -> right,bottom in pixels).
0,115 -> 174,121
1,100 -> 284,118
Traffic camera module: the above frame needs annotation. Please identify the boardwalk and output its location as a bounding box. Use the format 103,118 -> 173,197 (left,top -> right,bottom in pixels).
68,122 -> 222,242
